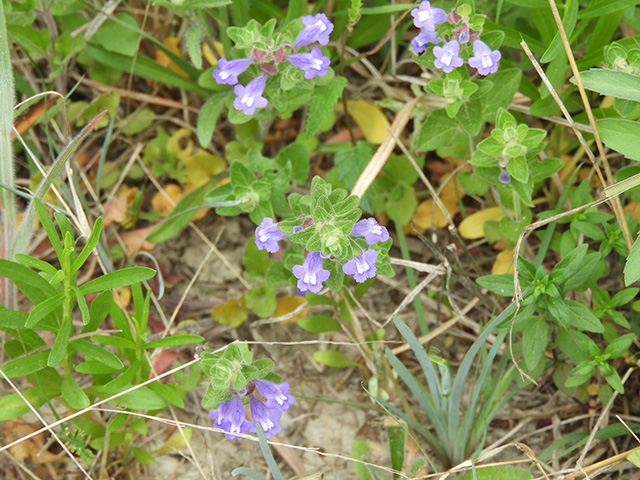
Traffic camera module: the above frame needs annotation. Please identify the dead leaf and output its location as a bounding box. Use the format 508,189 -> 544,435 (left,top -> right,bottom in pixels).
151,184 -> 183,217
459,206 -> 505,240
344,99 -> 389,144
492,250 -> 515,275
212,297 -> 248,327
184,149 -> 226,186
167,128 -> 194,160
104,185 -> 139,227
120,226 -> 156,257
156,37 -> 188,77
274,296 -> 309,323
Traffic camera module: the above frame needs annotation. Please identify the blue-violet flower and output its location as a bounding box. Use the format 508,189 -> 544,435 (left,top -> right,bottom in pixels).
249,397 -> 282,438
343,249 -> 378,283
411,29 -> 440,54
287,47 -> 330,79
233,74 -> 268,115
212,57 -> 253,85
411,1 -> 448,31
294,13 -> 334,47
209,395 -> 252,441
351,218 -> 390,245
499,171 -> 511,183
433,40 -> 464,73
255,217 -> 288,253
468,40 -> 501,76
292,251 -> 330,293
253,379 -> 294,411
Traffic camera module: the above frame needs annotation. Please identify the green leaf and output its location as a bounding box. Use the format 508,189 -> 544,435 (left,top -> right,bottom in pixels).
628,449 -> 640,468
417,109 -> 464,151
149,381 -> 184,407
480,69 -> 522,122
71,217 -> 103,274
540,0 -> 578,64
198,92 -> 229,147
91,334 -> 137,349
624,233 -> 640,286
71,339 -> 124,370
61,376 -> 90,410
307,76 -> 346,137
0,382 -> 62,421
144,334 -> 204,349
245,284 -> 277,318
603,332 -> 635,358
507,156 -> 529,183
597,118 -> 640,162
25,292 -> 64,328
574,69 -> 640,102
522,317 -> 549,371
298,316 -> 341,333
313,350 -> 359,368
2,351 -> 50,378
564,300 -> 604,333
48,316 -> 72,367
334,141 -> 374,189
476,274 -> 514,297
276,142 -> 309,185
79,267 -> 156,294
92,13 -> 139,56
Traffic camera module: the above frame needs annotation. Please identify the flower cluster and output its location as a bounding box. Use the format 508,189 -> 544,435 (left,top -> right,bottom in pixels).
212,14 -> 334,115
255,216 -> 390,293
411,1 -> 501,76
209,378 -> 294,440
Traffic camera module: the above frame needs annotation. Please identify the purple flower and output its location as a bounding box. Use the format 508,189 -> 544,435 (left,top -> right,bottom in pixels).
411,1 -> 448,31
209,395 -> 252,440
253,379 -> 294,411
411,29 -> 440,54
351,218 -> 390,245
255,217 -> 288,253
294,13 -> 334,47
468,40 -> 501,76
499,171 -> 511,183
342,249 -> 378,283
292,251 -> 330,293
249,397 -> 282,438
287,47 -> 330,79
459,31 -> 470,44
433,40 -> 464,73
212,57 -> 253,85
233,74 -> 268,115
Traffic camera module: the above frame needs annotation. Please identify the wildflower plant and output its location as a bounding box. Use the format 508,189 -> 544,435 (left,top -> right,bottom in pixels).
201,344 -> 293,440
210,14 -> 334,122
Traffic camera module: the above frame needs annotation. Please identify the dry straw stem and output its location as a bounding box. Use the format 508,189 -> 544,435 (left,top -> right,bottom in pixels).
546,0 -> 632,250
351,96 -> 421,198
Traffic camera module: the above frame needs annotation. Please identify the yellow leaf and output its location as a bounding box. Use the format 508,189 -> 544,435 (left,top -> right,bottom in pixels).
167,128 -> 194,160
203,41 -> 224,66
459,206 -> 505,240
628,448 -> 640,468
151,184 -> 183,217
345,99 -> 389,144
184,149 -> 226,187
151,427 -> 192,454
492,250 -> 515,275
113,287 -> 131,309
273,296 -> 309,323
212,297 -> 248,327
412,198 -> 457,231
156,37 -> 188,77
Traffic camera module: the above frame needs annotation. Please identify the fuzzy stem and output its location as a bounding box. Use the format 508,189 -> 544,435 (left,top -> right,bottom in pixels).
0,1 -> 16,307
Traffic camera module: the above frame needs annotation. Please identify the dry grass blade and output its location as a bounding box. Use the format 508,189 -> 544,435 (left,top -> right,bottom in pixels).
351,96 -> 420,198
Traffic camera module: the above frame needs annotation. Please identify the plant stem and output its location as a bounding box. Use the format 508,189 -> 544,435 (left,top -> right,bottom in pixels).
0,0 -> 16,308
